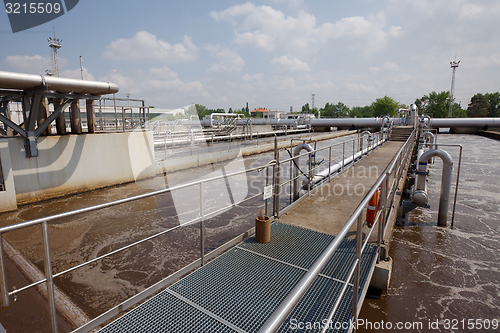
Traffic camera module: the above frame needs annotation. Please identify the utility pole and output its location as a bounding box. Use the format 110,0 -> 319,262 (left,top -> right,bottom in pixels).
449,57 -> 460,117
80,56 -> 84,80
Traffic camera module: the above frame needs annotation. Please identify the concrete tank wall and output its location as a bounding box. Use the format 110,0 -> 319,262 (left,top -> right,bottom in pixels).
8,131 -> 155,205
0,140 -> 17,213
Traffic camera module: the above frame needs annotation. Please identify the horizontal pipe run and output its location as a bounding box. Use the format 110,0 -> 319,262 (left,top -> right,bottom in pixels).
0,70 -> 119,95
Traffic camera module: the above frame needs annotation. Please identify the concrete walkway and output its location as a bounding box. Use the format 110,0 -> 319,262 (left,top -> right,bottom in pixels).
278,141 -> 404,237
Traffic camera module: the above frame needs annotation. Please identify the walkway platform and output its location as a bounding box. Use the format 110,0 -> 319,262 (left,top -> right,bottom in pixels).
98,223 -> 377,333
279,141 -> 405,238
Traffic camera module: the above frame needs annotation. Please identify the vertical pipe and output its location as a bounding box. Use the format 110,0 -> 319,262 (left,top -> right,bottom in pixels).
86,100 -> 95,133
0,234 -> 11,308
200,182 -> 205,266
70,100 -> 82,134
41,221 -> 58,333
54,98 -> 66,135
353,214 -> 363,329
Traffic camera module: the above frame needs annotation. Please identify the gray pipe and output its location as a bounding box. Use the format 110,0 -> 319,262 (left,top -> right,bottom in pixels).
0,70 -> 119,95
293,143 -> 314,200
413,149 -> 453,226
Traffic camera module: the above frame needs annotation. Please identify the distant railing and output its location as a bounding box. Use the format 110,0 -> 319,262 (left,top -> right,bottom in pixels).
95,105 -> 150,132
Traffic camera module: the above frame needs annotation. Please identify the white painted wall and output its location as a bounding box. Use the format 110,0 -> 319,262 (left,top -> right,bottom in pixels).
8,131 -> 155,205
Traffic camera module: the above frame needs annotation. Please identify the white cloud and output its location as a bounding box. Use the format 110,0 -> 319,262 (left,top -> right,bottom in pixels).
205,44 -> 245,73
99,70 -> 140,95
243,73 -> 264,82
60,67 -> 96,81
102,31 -> 198,62
211,4 -> 400,54
369,61 -> 399,73
4,55 -> 49,74
459,4 -> 484,20
271,55 -> 310,72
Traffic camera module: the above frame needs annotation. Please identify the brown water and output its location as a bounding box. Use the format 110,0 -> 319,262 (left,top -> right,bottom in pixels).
360,134 -> 500,332
0,133 -> 359,319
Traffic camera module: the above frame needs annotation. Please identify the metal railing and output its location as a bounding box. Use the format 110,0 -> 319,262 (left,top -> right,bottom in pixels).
0,158 -> 276,333
273,130 -> 388,217
95,105 -> 150,132
0,126 -> 415,333
260,128 -> 416,332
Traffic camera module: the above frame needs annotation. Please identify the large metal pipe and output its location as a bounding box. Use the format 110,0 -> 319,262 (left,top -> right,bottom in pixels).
413,149 -> 453,226
293,143 -> 314,200
429,118 -> 500,128
0,70 -> 119,95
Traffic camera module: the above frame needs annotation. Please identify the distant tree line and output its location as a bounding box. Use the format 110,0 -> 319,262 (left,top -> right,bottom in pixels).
184,91 -> 499,121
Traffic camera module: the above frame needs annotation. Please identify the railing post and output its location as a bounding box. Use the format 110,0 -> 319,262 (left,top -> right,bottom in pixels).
378,175 -> 388,262
307,152 -> 312,196
200,182 -> 205,266
273,137 -> 280,218
0,234 -> 10,308
329,146 -> 332,182
41,221 -> 58,333
265,166 -> 269,217
352,214 -> 363,331
342,142 -> 345,173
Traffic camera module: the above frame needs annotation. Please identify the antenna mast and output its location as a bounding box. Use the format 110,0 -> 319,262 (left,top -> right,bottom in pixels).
47,27 -> 62,77
448,56 -> 460,117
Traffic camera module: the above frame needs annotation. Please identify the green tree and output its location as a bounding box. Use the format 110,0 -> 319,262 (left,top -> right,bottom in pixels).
467,93 -> 489,117
350,105 -> 373,118
485,92 -> 500,117
321,102 -> 350,118
415,91 -> 451,118
301,103 -> 310,113
371,96 -> 403,117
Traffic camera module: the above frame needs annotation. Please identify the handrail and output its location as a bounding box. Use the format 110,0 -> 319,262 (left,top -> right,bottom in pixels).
260,128 -> 416,332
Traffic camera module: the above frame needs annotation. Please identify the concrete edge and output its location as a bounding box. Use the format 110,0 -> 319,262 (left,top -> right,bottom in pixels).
3,239 -> 91,329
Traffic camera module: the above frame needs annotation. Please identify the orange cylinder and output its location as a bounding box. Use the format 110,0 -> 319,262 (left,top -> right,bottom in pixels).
366,188 -> 380,228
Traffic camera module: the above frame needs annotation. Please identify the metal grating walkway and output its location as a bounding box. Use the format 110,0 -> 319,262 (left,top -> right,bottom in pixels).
98,222 -> 378,333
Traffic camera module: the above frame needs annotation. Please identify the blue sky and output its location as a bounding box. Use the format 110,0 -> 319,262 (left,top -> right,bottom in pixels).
1,0 -> 499,111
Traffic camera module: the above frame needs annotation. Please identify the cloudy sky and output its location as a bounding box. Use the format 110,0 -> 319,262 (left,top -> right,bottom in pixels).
1,0 -> 499,111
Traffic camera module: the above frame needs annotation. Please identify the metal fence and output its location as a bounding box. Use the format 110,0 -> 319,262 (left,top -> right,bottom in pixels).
0,126 -> 415,333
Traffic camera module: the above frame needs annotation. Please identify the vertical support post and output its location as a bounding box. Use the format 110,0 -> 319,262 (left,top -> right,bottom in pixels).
342,143 -> 345,172
329,146 -> 332,182
352,214 -> 363,330
41,221 -> 58,333
70,100 -> 82,134
0,234 -> 11,308
54,98 -> 66,135
451,146 -> 462,228
307,152 -> 311,196
273,136 -> 280,218
200,182 -> 205,266
352,139 -> 355,165
86,100 -> 95,133
378,175 -> 388,262
265,166 -> 269,217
